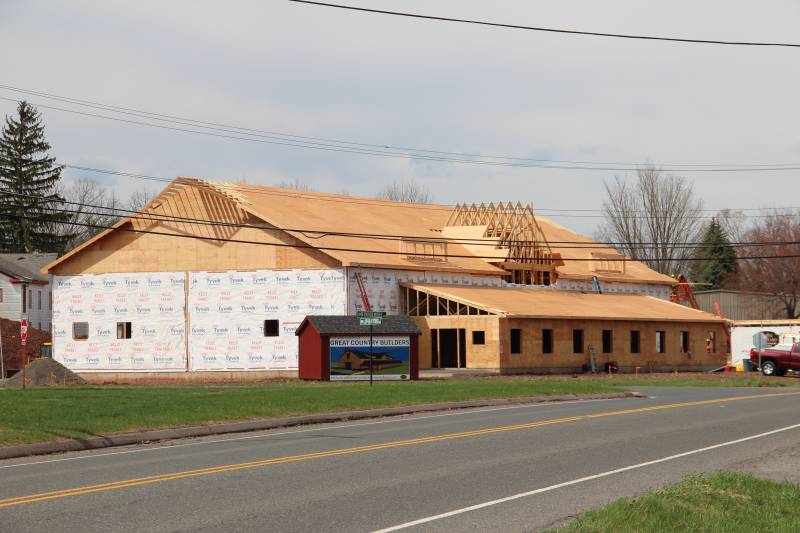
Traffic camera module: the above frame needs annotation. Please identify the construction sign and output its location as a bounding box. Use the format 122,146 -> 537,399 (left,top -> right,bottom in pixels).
329,336 -> 410,381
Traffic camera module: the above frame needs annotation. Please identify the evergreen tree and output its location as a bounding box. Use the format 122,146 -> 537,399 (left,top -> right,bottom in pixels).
693,217 -> 737,289
0,101 -> 73,253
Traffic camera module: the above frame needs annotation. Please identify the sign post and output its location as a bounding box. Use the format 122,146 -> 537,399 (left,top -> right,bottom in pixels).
20,318 -> 28,390
369,323 -> 373,386
0,322 -> 4,381
357,311 -> 385,386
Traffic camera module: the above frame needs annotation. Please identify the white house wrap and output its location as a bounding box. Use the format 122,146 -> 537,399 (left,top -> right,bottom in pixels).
52,272 -> 186,371
188,269 -> 345,371
53,269 -> 346,373
346,268 -> 502,315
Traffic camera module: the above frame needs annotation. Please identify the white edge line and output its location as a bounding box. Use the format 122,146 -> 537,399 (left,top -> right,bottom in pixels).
373,422 -> 800,533
0,398 -> 619,470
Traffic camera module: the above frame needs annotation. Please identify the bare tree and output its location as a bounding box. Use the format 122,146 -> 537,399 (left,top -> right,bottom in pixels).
736,211 -> 800,318
600,166 -> 703,276
54,178 -> 123,250
377,180 -> 433,204
275,178 -> 311,191
127,187 -> 154,212
715,208 -> 749,244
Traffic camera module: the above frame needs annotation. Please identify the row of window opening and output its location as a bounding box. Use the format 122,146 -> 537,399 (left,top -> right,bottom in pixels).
507,329 -> 716,355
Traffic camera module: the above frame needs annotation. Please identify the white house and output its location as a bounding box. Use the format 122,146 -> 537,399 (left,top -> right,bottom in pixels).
0,253 -> 56,332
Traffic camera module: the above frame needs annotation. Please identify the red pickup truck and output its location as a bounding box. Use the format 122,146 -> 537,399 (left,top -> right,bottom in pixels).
750,342 -> 800,376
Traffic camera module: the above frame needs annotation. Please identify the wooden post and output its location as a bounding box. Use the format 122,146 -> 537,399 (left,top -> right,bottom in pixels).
456,327 -> 461,369
436,327 -> 441,369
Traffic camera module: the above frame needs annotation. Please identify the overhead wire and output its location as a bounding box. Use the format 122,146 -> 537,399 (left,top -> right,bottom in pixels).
3,95 -> 800,173
10,196 -> 800,257
56,163 -> 800,221
289,1 -> 800,49
2,84 -> 799,170
21,193 -> 800,250
8,208 -> 800,263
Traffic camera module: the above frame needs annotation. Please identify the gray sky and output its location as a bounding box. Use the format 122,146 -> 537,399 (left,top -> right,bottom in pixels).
1,0 -> 799,235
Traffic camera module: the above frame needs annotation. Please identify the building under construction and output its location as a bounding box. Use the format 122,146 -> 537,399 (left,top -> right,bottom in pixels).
42,178 -> 727,380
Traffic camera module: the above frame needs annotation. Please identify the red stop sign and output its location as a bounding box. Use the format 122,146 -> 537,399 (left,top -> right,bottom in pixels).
21,319 -> 28,345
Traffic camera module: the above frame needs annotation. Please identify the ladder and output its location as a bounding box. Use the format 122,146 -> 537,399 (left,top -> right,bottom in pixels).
670,274 -> 699,309
354,272 -> 372,312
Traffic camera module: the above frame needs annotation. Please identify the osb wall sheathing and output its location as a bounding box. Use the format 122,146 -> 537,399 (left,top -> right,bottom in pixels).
413,315 -> 728,372
50,218 -> 339,274
49,185 -> 340,274
413,315 -> 500,369
499,318 -> 728,372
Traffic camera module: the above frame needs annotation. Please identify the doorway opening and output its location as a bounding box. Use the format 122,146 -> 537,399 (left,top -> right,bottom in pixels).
430,328 -> 466,368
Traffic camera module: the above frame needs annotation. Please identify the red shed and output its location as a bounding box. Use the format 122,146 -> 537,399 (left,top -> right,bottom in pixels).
296,315 -> 421,381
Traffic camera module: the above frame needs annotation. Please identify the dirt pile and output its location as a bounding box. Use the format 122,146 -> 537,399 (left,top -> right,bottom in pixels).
1,357 -> 86,388
1,318 -> 51,378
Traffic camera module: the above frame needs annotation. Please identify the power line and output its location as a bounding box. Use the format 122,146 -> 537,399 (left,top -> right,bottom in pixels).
0,97 -> 507,168
289,1 -> 800,49
2,84 -> 799,170
38,197 -> 800,250
58,164 -> 462,212
521,205 -> 800,214
6,208 -> 800,263
58,163 -> 800,221
4,95 -> 800,173
39,193 -> 800,250
10,192 -> 800,254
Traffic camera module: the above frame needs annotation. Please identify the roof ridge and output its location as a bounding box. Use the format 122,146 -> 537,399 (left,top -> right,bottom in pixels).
178,177 -> 455,210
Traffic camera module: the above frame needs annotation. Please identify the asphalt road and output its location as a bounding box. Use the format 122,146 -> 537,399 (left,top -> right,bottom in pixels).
2,386 -> 800,532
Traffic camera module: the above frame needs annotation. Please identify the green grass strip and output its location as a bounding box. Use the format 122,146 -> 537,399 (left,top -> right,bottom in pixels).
602,376 -> 796,388
0,379 -> 613,446
557,472 -> 800,533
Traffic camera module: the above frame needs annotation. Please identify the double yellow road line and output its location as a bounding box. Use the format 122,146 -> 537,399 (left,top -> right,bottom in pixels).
2,390 -> 799,509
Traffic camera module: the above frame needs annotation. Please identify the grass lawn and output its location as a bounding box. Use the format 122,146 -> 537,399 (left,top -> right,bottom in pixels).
556,472 -> 800,533
464,372 -> 799,388
572,372 -> 799,388
0,379 -> 615,446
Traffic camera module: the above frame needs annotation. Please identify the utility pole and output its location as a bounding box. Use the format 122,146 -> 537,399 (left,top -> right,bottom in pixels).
21,283 -> 28,390
21,317 -> 28,390
0,323 -> 5,380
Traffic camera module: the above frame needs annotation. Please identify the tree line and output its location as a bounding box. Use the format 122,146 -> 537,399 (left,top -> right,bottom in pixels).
599,166 -> 800,318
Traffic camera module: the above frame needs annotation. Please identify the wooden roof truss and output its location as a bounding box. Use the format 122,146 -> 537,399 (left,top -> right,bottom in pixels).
403,285 -> 494,316
129,178 -> 253,243
445,202 -> 555,267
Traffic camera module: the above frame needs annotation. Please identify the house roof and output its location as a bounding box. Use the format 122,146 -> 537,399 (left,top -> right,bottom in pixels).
225,183 -> 504,275
227,182 -> 678,285
296,315 -> 421,336
41,178 -> 677,286
221,181 -> 678,284
533,217 -> 676,286
0,253 -> 56,283
402,283 -> 724,323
